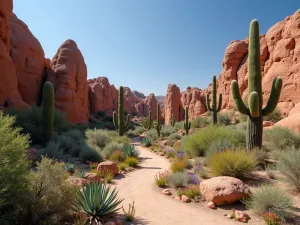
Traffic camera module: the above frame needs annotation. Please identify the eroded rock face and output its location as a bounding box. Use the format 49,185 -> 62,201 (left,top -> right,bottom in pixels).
9,13 -> 45,105
48,39 -> 89,123
136,93 -> 158,119
165,84 -> 182,124
181,87 -> 206,120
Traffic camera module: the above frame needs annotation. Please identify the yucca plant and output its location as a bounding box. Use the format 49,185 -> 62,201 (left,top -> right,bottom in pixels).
142,137 -> 152,147
123,144 -> 140,158
72,181 -> 123,224
64,162 -> 75,173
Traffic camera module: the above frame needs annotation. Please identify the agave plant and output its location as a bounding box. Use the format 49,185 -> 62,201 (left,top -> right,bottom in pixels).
142,137 -> 152,147
72,181 -> 124,224
64,162 -> 75,173
75,169 -> 87,178
123,144 -> 140,158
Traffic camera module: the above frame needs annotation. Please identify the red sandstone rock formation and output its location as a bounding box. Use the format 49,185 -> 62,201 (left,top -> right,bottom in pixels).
47,40 -> 89,123
136,93 -> 158,119
164,84 -> 182,124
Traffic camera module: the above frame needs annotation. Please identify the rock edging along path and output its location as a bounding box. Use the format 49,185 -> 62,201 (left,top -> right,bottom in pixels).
112,137 -> 238,225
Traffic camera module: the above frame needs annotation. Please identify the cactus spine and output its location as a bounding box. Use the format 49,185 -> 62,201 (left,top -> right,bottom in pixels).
155,103 -> 161,137
170,115 -> 176,127
231,19 -> 282,150
206,75 -> 222,124
183,107 -> 191,135
42,81 -> 54,145
113,86 -> 131,136
143,107 -> 153,130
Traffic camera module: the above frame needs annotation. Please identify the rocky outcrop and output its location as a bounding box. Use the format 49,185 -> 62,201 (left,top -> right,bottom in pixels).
164,84 -> 182,124
181,87 -> 206,120
9,13 -> 45,105
132,90 -> 146,99
136,93 -> 158,119
47,40 -> 89,123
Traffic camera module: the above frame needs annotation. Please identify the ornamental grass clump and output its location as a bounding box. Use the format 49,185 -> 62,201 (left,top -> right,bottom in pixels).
154,170 -> 170,188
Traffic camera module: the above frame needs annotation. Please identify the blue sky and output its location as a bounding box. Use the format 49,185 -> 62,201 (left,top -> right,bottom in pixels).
14,0 -> 299,96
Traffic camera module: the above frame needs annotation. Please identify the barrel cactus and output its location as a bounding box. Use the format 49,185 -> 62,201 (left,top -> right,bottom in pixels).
206,75 -> 222,124
231,19 -> 282,150
42,81 -> 54,144
113,86 -> 131,136
183,107 -> 191,135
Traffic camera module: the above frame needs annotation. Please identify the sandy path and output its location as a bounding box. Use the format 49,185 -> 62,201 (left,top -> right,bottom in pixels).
113,138 -> 238,225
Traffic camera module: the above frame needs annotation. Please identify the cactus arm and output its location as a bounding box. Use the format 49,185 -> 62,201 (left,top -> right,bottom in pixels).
248,92 -> 260,117
231,80 -> 249,115
188,122 -> 191,130
216,93 -> 222,112
262,77 -> 283,116
206,94 -> 212,111
113,111 -> 119,129
125,114 -> 131,129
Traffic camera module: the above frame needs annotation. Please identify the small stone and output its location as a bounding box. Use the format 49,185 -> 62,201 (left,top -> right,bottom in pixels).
207,201 -> 217,209
223,213 -> 228,216
227,215 -> 232,219
162,189 -> 172,195
181,195 -> 191,203
175,196 -> 181,201
232,209 -> 251,223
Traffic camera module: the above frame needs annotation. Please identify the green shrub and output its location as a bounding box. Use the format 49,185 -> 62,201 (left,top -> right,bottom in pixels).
277,149 -> 300,192
125,157 -> 139,167
0,113 -> 30,225
39,141 -> 64,161
25,157 -> 77,225
146,129 -> 159,141
79,145 -> 103,163
171,159 -> 186,173
190,116 -> 209,129
108,150 -> 125,163
142,137 -> 153,147
217,112 -> 232,126
160,125 -> 176,137
123,144 -> 140,158
118,162 -> 128,171
263,108 -> 283,123
264,126 -> 300,150
108,131 -> 131,144
251,147 -> 268,168
244,185 -> 294,221
182,125 -> 245,157
174,121 -> 184,130
85,129 -> 112,149
208,149 -> 257,179
167,133 -> 181,146
154,171 -> 170,188
177,185 -> 200,199
205,138 -> 237,159
167,171 -> 189,188
127,126 -> 146,137
101,142 -> 123,159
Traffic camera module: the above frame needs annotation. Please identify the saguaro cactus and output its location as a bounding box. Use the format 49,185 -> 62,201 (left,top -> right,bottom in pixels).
143,107 -> 153,130
231,19 -> 282,150
155,103 -> 162,137
113,86 -> 131,136
170,115 -> 176,127
42,81 -> 54,145
183,107 -> 191,135
206,75 -> 222,124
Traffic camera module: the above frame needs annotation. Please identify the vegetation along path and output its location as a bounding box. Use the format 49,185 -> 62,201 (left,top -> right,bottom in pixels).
113,137 -> 238,225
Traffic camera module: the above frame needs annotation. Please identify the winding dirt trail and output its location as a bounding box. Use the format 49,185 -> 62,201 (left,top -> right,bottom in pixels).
113,138 -> 238,225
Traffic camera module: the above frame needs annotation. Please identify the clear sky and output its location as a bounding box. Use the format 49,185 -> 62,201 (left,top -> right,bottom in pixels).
14,0 -> 299,96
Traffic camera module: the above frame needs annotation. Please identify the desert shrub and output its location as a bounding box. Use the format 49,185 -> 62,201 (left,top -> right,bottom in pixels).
145,129 -> 159,141
125,157 -> 139,167
127,126 -> 146,137
277,149 -> 300,192
166,149 -> 176,158
190,116 -> 209,129
182,125 -> 245,157
262,212 -> 283,225
25,157 -> 77,225
122,201 -> 135,222
208,149 -> 257,179
39,141 -> 64,161
188,174 -> 200,185
171,159 -> 186,173
264,126 -> 300,150
167,171 -> 189,188
118,162 -> 128,171
6,105 -> 71,144
142,137 -> 153,147
217,112 -> 232,126
205,138 -> 237,159
79,145 -> 103,163
154,171 -> 170,188
263,108 -> 283,123
175,150 -> 186,161
177,185 -> 200,199
160,125 -> 176,137
244,185 -> 294,221
174,121 -> 184,130
85,129 -> 112,149
101,142 -> 123,159
109,150 -> 125,163
108,131 -> 131,144
0,113 -> 30,225
251,147 -> 268,168
167,133 -> 181,146
265,165 -> 277,180
123,144 -> 140,158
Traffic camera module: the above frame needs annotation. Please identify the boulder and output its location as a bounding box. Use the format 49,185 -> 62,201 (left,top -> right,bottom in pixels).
97,161 -> 119,175
67,176 -> 88,188
162,189 -> 172,195
199,176 -> 251,206
181,195 -> 191,203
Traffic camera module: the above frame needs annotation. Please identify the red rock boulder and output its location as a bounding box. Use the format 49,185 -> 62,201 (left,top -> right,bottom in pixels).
97,161 -> 119,175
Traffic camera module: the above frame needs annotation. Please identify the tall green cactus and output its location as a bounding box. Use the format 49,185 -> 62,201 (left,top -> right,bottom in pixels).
206,75 -> 222,124
155,103 -> 161,137
170,115 -> 176,127
231,19 -> 282,150
183,107 -> 191,135
113,86 -> 131,136
143,107 -> 153,130
42,81 -> 54,145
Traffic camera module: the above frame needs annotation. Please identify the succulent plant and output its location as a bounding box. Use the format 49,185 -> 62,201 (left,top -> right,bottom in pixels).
206,75 -> 222,124
123,144 -> 140,158
183,107 -> 191,135
64,162 -> 75,173
142,137 -> 153,147
231,19 -> 282,150
155,103 -> 162,137
113,86 -> 131,136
